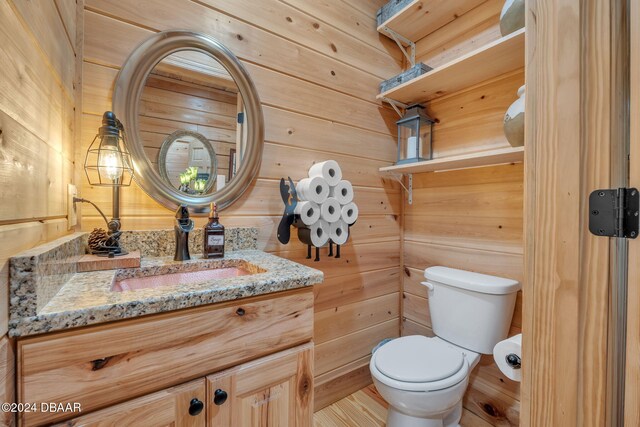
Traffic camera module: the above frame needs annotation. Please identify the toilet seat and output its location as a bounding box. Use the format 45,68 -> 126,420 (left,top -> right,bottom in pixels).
371,336 -> 470,392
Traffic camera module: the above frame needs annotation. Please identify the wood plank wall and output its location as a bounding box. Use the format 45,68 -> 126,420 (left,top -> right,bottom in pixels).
0,0 -> 81,425
522,0 -> 614,425
139,74 -> 238,180
79,0 -> 403,408
401,1 -> 523,425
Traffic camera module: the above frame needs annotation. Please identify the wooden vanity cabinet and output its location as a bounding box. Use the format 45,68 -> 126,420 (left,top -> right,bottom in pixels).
207,343 -> 313,427
53,343 -> 313,427
52,379 -> 207,427
17,288 -> 314,427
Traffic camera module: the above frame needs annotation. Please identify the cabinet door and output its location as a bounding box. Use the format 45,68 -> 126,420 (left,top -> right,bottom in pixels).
207,343 -> 313,427
55,379 -> 206,427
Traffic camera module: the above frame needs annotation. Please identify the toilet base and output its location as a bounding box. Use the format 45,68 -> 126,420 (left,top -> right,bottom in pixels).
386,401 -> 462,427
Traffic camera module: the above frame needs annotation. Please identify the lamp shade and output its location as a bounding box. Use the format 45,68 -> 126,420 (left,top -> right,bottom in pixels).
84,111 -> 134,186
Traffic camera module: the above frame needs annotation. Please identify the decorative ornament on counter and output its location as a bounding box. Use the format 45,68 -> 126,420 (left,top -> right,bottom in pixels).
87,227 -> 125,256
277,161 -> 358,261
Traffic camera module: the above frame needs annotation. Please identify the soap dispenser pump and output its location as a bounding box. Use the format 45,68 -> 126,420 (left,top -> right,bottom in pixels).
203,202 -> 225,258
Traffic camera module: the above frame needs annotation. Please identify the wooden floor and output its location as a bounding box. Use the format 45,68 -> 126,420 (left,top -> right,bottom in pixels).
314,385 -> 494,427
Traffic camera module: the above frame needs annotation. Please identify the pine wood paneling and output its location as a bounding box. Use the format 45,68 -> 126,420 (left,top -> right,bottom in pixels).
9,0 -> 76,94
314,268 -> 400,313
315,319 -> 398,377
315,293 -> 399,344
428,70 -> 525,157
81,1 -> 401,409
82,4 -> 385,102
400,3 -> 525,423
138,73 -> 237,179
0,0 -> 74,157
523,0 -> 613,425
415,0 -> 504,68
0,1 -> 80,424
313,357 -> 373,411
192,0 -> 402,78
626,1 -> 640,424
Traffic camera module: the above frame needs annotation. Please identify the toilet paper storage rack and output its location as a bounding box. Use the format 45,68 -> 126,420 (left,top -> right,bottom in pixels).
277,175 -> 356,262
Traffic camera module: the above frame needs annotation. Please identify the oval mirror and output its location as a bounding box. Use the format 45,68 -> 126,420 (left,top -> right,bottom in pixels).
113,31 -> 263,213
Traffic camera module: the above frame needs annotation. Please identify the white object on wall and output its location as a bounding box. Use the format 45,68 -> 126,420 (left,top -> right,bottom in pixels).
294,201 -> 321,226
329,180 -> 354,205
294,160 -> 358,249
309,160 -> 342,186
296,176 -> 329,204
493,333 -> 522,382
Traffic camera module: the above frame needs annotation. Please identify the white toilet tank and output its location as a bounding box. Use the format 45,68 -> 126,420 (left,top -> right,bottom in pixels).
423,266 -> 520,354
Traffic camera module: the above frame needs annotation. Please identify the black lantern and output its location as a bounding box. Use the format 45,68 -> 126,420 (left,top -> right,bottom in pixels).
396,104 -> 435,165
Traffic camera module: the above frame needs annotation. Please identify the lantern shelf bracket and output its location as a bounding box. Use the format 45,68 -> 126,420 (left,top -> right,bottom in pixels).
380,26 -> 415,67
388,172 -> 413,205
380,97 -> 408,118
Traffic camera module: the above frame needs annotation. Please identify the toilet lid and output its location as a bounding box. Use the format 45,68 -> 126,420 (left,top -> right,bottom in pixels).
374,336 -> 465,383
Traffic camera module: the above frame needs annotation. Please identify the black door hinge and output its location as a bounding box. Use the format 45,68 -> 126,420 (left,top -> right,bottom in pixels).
589,188 -> 639,238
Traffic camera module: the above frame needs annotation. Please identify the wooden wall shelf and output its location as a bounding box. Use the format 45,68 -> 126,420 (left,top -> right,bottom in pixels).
379,146 -> 524,174
378,28 -> 525,104
377,0 -> 486,43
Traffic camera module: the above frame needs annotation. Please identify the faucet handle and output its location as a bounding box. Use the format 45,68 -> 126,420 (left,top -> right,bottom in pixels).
175,205 -> 190,220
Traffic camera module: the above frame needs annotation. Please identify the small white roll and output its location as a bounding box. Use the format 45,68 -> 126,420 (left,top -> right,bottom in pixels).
320,197 -> 341,223
308,220 -> 330,247
329,180 -> 354,205
296,176 -> 329,204
294,201 -> 320,226
309,160 -> 342,186
330,220 -> 349,245
493,334 -> 522,382
341,202 -> 359,225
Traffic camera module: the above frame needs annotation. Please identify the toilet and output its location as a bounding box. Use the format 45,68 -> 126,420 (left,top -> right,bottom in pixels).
370,266 -> 520,427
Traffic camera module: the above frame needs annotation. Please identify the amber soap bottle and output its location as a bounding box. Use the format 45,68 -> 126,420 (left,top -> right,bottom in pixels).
203,202 -> 225,258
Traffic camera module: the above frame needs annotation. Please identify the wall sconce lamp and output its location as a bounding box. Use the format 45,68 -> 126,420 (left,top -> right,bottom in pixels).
396,104 -> 435,165
76,111 -> 134,256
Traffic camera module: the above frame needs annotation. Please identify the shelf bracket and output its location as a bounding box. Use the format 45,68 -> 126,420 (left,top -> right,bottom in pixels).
380,26 -> 415,67
388,172 -> 413,205
380,97 -> 408,118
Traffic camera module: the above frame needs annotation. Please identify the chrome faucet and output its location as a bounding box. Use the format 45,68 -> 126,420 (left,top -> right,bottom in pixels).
174,205 -> 194,261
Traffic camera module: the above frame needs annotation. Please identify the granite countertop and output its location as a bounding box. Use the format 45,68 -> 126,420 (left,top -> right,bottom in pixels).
9,231 -> 323,337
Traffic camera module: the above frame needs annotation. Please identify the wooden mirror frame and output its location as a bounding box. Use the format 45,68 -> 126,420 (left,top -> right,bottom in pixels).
113,30 -> 264,213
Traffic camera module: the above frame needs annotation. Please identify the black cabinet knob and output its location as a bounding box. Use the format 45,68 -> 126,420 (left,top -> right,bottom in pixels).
214,389 -> 228,406
188,398 -> 204,416
236,308 -> 245,316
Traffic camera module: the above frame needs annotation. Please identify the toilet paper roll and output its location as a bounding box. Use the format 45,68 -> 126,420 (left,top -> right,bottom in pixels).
493,334 -> 522,382
297,220 -> 329,247
329,180 -> 354,205
320,197 -> 342,223
309,160 -> 342,187
296,176 -> 329,204
294,201 -> 320,226
341,202 -> 359,225
330,220 -> 349,245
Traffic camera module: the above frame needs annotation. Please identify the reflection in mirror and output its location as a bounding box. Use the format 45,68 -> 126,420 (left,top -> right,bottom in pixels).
138,50 -> 246,198
157,130 -> 217,194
